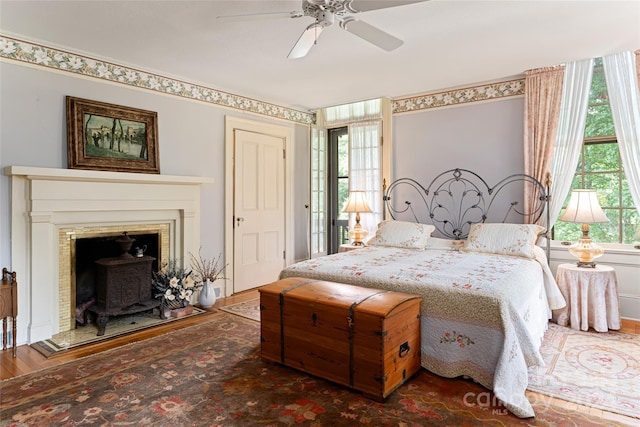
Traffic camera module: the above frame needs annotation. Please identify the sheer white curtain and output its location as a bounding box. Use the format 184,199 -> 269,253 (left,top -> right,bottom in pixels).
603,51 -> 640,215
349,121 -> 382,237
323,99 -> 382,126
547,58 -> 594,230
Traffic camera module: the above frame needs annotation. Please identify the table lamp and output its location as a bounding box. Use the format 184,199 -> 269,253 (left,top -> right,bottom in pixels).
559,189 -> 609,268
343,191 -> 373,246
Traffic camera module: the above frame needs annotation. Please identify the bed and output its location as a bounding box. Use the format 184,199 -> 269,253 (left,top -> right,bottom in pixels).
279,169 -> 566,418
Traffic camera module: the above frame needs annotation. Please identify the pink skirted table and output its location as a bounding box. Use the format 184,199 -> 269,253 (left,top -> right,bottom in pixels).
553,263 -> 621,332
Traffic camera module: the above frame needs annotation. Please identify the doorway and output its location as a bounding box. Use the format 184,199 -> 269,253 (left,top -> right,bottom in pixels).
328,126 -> 350,253
224,117 -> 294,296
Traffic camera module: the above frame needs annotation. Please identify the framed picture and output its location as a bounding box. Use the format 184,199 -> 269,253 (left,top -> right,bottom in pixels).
66,96 -> 160,174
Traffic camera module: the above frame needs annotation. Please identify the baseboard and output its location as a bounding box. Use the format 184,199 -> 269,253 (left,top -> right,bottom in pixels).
620,317 -> 639,334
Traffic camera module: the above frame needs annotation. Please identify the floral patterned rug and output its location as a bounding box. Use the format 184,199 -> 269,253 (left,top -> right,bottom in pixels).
528,323 -> 640,419
0,314 -> 631,426
219,298 -> 260,322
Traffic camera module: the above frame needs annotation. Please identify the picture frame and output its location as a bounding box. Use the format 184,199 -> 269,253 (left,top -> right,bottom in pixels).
66,96 -> 160,174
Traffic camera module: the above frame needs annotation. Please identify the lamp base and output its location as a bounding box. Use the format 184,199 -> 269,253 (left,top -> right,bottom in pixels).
348,224 -> 368,247
576,261 -> 597,268
567,227 -> 604,268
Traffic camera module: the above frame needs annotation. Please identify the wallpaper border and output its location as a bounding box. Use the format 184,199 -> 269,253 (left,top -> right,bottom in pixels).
0,35 -> 315,125
1,35 -> 524,122
392,79 -> 525,114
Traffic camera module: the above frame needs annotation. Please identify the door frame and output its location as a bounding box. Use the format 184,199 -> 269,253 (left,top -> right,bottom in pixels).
327,126 -> 349,254
224,116 -> 295,297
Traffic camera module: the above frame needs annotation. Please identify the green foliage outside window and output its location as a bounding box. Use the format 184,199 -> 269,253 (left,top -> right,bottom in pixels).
554,59 -> 640,244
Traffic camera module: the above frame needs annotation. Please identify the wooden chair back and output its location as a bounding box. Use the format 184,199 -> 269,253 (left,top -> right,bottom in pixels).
1,267 -> 17,357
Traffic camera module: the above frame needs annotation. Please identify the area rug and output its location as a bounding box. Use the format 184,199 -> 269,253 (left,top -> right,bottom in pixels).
0,314 -> 630,426
223,298 -> 639,421
220,298 -> 260,321
32,306 -> 206,357
528,323 -> 640,419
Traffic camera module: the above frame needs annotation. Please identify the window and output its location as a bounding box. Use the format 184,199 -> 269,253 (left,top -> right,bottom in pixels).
554,59 -> 639,244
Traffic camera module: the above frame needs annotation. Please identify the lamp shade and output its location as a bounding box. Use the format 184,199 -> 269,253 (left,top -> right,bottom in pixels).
559,189 -> 608,224
342,191 -> 373,214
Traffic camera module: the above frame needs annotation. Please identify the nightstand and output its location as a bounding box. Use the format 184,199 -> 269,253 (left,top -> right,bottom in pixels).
553,263 -> 621,332
338,244 -> 365,253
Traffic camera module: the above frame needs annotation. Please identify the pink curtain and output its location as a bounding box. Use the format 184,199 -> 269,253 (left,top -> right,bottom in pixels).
523,65 -> 565,223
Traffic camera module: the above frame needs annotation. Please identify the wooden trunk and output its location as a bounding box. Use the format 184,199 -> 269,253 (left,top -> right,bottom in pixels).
259,277 -> 422,401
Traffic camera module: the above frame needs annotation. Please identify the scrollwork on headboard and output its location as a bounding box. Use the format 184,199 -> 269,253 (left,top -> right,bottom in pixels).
383,168 -> 550,241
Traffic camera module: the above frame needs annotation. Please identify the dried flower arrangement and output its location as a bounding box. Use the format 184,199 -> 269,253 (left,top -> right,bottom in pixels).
189,247 -> 228,285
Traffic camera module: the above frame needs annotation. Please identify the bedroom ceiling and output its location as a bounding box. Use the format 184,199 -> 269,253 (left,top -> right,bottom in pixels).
1,1 -> 639,112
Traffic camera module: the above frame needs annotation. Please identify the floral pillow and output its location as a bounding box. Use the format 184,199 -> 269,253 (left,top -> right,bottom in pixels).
367,220 -> 435,250
460,223 -> 544,259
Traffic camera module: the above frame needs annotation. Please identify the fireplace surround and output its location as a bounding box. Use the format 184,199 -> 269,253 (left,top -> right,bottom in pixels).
5,166 -> 213,344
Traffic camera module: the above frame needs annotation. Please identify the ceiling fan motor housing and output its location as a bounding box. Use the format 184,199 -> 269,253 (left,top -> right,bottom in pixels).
303,0 -> 352,23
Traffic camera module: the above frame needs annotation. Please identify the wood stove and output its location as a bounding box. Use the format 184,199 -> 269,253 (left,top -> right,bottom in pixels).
88,232 -> 160,336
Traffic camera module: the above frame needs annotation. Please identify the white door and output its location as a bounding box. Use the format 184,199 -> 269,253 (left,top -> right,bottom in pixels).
233,129 -> 285,293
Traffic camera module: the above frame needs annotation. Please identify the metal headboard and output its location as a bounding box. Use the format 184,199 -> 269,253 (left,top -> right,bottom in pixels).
383,168 -> 550,253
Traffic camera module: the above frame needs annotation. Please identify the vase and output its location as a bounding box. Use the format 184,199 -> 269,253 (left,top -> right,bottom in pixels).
199,279 -> 217,308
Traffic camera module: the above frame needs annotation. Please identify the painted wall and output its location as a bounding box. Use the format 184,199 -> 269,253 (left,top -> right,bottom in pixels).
0,61 -> 311,271
393,98 -> 525,184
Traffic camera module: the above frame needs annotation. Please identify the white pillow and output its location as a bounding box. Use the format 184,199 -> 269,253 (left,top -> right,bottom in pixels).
460,223 -> 544,259
424,237 -> 465,251
367,220 -> 435,250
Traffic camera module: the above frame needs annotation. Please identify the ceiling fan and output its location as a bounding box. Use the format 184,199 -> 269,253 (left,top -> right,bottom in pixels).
217,0 -> 426,59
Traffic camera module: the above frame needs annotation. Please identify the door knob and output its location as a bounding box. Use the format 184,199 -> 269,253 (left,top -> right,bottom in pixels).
236,217 -> 245,227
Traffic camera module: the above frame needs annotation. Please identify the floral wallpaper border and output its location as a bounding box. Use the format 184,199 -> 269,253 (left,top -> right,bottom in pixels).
0,35 -> 524,122
392,79 -> 524,114
0,35 -> 315,125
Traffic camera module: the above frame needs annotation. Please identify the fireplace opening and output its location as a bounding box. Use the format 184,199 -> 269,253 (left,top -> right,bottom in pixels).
74,232 -> 160,328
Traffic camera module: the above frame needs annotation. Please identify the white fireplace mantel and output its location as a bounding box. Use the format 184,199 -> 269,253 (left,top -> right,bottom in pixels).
5,166 -> 214,344
5,165 -> 214,185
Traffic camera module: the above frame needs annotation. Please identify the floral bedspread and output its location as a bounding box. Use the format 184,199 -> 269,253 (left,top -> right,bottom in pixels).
279,246 -> 566,418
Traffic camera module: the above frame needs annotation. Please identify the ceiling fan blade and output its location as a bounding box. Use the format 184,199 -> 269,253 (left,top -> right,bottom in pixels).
288,23 -> 325,59
345,0 -> 427,13
217,10 -> 303,22
340,18 -> 403,51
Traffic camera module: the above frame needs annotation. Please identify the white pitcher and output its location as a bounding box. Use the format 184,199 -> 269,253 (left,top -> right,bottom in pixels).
198,279 -> 217,308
